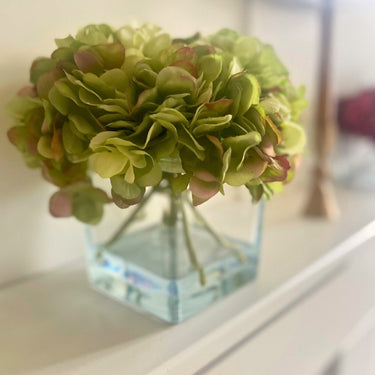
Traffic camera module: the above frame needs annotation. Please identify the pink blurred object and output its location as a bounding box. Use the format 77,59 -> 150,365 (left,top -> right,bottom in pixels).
338,89 -> 375,141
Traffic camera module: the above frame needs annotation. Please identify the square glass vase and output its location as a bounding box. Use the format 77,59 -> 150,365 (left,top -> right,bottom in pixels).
86,186 -> 263,324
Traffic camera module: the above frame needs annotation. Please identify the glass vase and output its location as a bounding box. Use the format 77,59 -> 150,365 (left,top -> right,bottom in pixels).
86,183 -> 263,324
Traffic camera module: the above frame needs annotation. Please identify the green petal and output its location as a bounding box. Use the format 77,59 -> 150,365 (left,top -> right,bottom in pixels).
37,135 -> 53,159
90,150 -> 127,178
110,175 -> 143,199
199,54 -> 222,82
156,66 -> 197,98
93,43 -> 125,69
225,73 -> 260,116
276,121 -> 306,155
136,164 -> 162,187
74,49 -> 104,74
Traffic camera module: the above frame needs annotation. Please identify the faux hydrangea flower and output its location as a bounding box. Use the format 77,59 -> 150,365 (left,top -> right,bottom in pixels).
7,24 -> 307,224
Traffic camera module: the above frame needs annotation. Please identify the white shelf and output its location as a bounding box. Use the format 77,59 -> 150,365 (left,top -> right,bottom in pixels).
1,186 -> 375,375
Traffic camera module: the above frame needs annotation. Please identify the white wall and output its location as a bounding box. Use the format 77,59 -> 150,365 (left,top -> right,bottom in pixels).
0,0 -> 246,286
246,0 -> 375,130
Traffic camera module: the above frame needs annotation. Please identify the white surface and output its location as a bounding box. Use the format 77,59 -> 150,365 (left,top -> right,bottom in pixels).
0,186 -> 374,375
204,238 -> 375,375
331,308 -> 375,375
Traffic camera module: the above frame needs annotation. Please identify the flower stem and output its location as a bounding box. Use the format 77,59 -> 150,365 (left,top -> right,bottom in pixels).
103,187 -> 155,248
178,195 -> 206,286
186,200 -> 247,263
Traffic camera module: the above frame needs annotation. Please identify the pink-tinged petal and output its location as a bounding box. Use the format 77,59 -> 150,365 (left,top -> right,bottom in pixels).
254,146 -> 273,163
192,194 -> 209,206
174,46 -> 198,65
49,191 -> 72,217
193,44 -> 216,57
17,86 -> 37,98
261,156 -> 290,183
170,60 -> 198,77
263,86 -> 282,94
204,98 -> 234,115
206,134 -> 223,156
189,176 -> 219,202
7,127 -> 23,146
36,68 -> 64,99
27,137 -> 39,155
94,43 -> 125,69
74,50 -> 103,74
275,155 -> 290,170
51,128 -> 64,162
261,138 -> 276,157
265,117 -> 283,145
111,189 -> 143,209
41,120 -> 49,134
193,170 -> 218,183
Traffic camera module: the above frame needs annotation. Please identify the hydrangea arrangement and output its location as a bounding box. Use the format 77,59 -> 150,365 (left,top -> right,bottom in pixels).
7,24 -> 307,225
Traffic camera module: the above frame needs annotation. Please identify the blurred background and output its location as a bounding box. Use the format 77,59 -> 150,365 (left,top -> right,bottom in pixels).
1,0 -> 375,373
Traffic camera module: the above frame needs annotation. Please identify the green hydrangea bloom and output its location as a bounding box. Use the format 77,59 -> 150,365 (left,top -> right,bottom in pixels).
6,24 -> 307,224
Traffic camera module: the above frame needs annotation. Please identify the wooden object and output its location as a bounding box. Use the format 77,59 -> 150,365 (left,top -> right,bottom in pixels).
305,0 -> 340,219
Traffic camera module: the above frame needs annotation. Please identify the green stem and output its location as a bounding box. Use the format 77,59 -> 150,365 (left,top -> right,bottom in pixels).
165,191 -> 179,278
103,187 -> 156,248
186,199 -> 247,263
179,196 -> 206,286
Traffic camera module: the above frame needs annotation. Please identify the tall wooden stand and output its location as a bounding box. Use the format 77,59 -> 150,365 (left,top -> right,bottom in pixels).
305,0 -> 339,219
